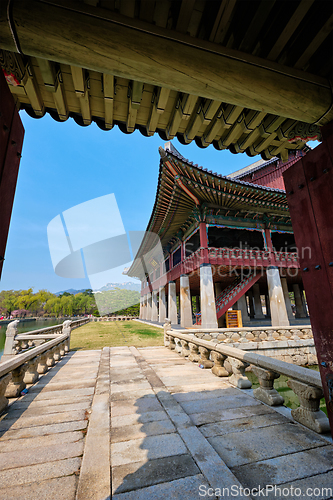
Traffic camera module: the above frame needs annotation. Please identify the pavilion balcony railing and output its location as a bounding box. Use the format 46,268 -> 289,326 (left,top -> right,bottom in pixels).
142,247 -> 299,294
164,321 -> 330,435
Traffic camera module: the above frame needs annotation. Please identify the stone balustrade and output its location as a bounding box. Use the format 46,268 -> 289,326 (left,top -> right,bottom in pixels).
0,321 -> 72,414
93,316 -> 139,322
2,318 -> 90,356
170,325 -> 316,366
164,320 -> 329,434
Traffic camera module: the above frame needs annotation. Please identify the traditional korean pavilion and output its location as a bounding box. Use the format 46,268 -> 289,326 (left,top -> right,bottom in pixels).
127,143 -> 308,329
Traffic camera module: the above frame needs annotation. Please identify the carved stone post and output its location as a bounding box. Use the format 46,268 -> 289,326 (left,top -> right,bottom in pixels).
198,347 -> 214,368
168,335 -> 176,350
37,353 -> 48,374
46,348 -> 56,367
174,338 -> 182,354
287,379 -> 330,433
180,340 -> 190,358
63,320 -> 72,352
59,341 -> 66,356
23,357 -> 39,384
164,319 -> 171,347
2,320 -> 19,359
0,374 -> 11,413
53,346 -> 62,362
188,343 -> 200,362
227,357 -> 252,389
5,365 -> 27,398
211,352 -> 228,377
251,366 -> 284,405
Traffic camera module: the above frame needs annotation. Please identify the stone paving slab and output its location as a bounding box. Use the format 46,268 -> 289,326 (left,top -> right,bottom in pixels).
20,386 -> 95,402
0,419 -> 88,441
0,475 -> 78,500
232,444 -> 333,488
12,394 -> 93,408
111,409 -> 169,428
0,409 -> 87,431
112,473 -> 211,500
5,400 -> 91,418
111,419 -> 176,443
0,457 -> 81,488
178,393 -> 261,414
208,422 -> 328,468
28,379 -> 96,393
111,433 -> 188,467
200,412 -> 290,438
189,401 -> 272,426
0,439 -> 84,471
111,396 -> 163,416
112,454 -> 200,494
264,470 -> 333,500
0,429 -> 84,453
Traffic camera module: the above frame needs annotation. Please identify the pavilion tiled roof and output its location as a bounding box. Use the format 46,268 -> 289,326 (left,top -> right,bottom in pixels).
127,144 -> 291,276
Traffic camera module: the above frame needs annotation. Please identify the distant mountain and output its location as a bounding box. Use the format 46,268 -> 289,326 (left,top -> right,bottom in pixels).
55,282 -> 141,296
55,288 -> 90,296
96,282 -> 141,292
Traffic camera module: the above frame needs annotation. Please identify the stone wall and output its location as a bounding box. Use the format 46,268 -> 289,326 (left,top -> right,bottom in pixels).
190,327 -> 316,365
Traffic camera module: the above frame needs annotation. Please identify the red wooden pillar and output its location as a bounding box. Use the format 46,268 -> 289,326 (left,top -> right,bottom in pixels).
199,222 -> 209,263
0,71 -> 24,277
283,122 -> 333,433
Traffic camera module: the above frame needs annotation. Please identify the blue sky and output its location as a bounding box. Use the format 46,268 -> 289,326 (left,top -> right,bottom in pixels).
0,111 -> 277,293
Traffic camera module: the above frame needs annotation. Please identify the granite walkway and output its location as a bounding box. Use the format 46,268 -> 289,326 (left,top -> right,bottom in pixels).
0,346 -> 332,499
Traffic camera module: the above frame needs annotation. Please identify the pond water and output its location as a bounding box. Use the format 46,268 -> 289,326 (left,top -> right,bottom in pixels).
247,366 -> 327,416
0,318 -> 65,361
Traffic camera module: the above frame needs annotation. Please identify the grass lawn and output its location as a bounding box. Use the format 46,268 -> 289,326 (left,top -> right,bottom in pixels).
70,320 -> 164,350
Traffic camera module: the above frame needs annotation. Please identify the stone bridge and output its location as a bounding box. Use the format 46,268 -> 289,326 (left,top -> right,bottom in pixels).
0,321 -> 332,499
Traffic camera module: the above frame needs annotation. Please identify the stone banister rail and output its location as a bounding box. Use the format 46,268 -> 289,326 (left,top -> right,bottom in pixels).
3,318 -> 90,356
164,321 -> 329,434
0,321 -> 72,414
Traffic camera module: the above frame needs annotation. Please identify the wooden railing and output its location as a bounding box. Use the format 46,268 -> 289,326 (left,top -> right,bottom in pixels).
164,320 -> 329,435
141,246 -> 300,294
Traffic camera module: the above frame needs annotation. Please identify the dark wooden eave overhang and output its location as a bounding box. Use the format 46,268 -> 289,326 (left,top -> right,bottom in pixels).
1,0 -> 332,161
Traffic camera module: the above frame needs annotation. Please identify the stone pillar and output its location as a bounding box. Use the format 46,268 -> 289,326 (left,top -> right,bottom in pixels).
281,277 -> 294,320
252,283 -> 265,319
151,290 -> 158,322
265,294 -> 271,317
200,264 -> 218,329
146,292 -> 152,321
143,294 -> 148,320
159,286 -> 167,323
267,266 -> 290,326
247,290 -> 255,318
235,294 -> 249,322
180,274 -> 192,328
300,286 -> 308,317
139,296 -> 143,319
293,284 -> 307,318
168,281 -> 178,325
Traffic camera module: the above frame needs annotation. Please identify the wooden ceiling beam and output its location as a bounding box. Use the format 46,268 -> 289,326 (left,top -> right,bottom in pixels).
295,13 -> 333,70
176,0 -> 196,34
1,0 -> 332,125
53,81 -> 68,121
267,0 -> 315,61
103,73 -> 114,129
